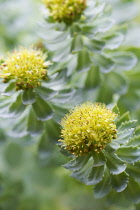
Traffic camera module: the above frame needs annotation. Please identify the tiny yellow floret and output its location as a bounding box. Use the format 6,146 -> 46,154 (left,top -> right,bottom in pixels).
59,102 -> 117,156
44,0 -> 87,23
0,47 -> 51,90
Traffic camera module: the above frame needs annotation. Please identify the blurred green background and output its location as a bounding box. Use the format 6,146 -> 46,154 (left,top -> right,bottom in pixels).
0,0 -> 140,209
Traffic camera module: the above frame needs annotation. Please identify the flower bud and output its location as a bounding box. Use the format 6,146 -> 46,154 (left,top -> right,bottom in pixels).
59,102 -> 117,156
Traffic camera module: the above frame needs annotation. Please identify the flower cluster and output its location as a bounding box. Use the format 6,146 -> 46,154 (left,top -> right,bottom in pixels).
59,102 -> 117,156
44,0 -> 87,23
0,47 -> 51,90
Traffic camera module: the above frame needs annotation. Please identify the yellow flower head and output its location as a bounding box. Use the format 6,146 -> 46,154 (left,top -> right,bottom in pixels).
59,102 -> 117,156
44,0 -> 87,23
0,47 -> 51,90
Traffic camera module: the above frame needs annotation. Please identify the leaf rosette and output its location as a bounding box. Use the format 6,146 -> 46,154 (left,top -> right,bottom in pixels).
59,103 -> 140,199
40,0 -> 137,76
0,47 -> 75,137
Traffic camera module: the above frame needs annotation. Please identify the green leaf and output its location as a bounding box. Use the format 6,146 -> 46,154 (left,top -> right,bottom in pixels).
71,158 -> 93,184
32,96 -> 53,121
94,169 -> 111,198
9,115 -> 27,137
71,35 -> 83,53
112,104 -> 120,116
52,89 -> 75,103
66,55 -> 77,76
27,108 -> 44,136
35,86 -> 58,101
0,97 -> 12,116
124,177 -> 140,204
45,119 -> 61,142
105,153 -> 126,175
63,155 -> 90,171
8,93 -> 26,118
84,2 -> 103,18
106,72 -> 128,95
116,112 -> 130,127
2,82 -> 15,96
135,126 -> 140,136
127,135 -> 140,147
108,52 -> 138,71
22,89 -> 36,105
84,37 -> 105,53
126,163 -> 140,182
118,120 -> 137,132
117,146 -> 140,164
111,172 -> 129,192
86,165 -> 104,185
104,33 -> 124,50
82,19 -> 114,38
106,143 -> 119,153
40,29 -> 69,44
113,128 -> 134,145
94,54 -> 115,73
85,66 -> 101,88
94,19 -> 114,35
92,151 -> 106,166
76,49 -> 91,72
52,39 -> 71,62
51,104 -> 68,122
70,23 -> 81,36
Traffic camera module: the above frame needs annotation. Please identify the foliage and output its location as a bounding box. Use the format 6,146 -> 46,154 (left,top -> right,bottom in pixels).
0,0 -> 140,209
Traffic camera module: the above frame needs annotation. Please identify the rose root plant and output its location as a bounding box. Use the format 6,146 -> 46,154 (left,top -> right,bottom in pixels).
59,102 -> 140,201
0,47 -> 75,137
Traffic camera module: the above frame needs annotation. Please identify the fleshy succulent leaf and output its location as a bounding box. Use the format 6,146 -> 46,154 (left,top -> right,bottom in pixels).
118,120 -> 137,132
116,146 -> 140,164
22,89 -> 36,105
32,96 -> 53,121
116,112 -> 130,127
35,86 -> 58,101
104,32 -> 124,50
71,158 -> 93,184
84,38 -> 105,53
94,168 -> 111,198
27,108 -> 44,136
8,93 -> 26,118
86,165 -> 105,185
71,35 -> 83,53
113,128 -> 134,145
105,153 -> 126,175
126,163 -> 140,183
63,154 -> 90,171
94,54 -> 115,73
124,177 -> 140,204
1,82 -> 15,96
111,171 -> 129,192
127,135 -> 140,147
92,151 -> 106,166
76,49 -> 91,72
107,52 -> 138,71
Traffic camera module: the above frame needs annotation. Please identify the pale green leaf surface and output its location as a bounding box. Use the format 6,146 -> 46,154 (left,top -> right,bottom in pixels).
111,171 -> 129,192
117,146 -> 140,164
32,96 -> 53,121
106,153 -> 126,175
86,165 -> 105,185
22,89 -> 36,105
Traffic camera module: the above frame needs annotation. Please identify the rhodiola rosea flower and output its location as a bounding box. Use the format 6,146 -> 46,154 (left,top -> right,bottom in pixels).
59,102 -> 140,199
0,47 -> 51,90
0,46 -> 75,137
59,102 -> 117,156
43,0 -> 87,23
